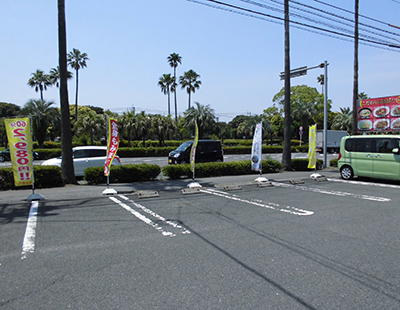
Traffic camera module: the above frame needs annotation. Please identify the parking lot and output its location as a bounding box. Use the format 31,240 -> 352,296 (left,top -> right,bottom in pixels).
1,171 -> 400,309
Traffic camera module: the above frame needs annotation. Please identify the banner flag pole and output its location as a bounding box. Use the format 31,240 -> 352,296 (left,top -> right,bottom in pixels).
187,121 -> 201,188
103,115 -> 119,195
251,122 -> 267,183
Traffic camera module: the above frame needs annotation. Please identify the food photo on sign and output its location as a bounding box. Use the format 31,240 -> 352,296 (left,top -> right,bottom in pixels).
357,95 -> 400,132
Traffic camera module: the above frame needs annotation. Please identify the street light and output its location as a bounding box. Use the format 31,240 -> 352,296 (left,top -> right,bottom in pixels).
279,61 -> 329,168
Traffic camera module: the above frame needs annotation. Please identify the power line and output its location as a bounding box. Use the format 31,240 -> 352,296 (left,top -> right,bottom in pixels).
187,0 -> 400,52
247,0 -> 399,44
285,0 -> 400,39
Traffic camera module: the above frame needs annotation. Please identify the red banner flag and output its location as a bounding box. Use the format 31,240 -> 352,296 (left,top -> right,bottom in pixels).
104,118 -> 119,176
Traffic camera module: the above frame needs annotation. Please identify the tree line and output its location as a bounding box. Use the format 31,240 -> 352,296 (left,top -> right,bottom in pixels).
0,84 -> 361,149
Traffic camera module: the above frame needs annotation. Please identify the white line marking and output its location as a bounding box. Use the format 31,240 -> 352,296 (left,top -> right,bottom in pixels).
271,181 -> 390,202
21,201 -> 39,259
109,197 -> 180,237
201,188 -> 314,216
328,178 -> 400,189
118,195 -> 190,234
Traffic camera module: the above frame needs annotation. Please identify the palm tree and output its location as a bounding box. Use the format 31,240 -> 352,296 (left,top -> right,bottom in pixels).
317,74 -> 324,94
49,66 -> 72,88
152,114 -> 174,146
58,0 -> 76,184
20,99 -> 55,147
68,48 -> 89,122
179,70 -> 201,109
292,101 -> 317,140
158,74 -> 175,115
121,108 -> 136,146
167,53 -> 182,136
74,110 -> 102,145
358,92 -> 369,100
135,111 -> 152,147
27,70 -> 51,100
183,102 -> 215,139
331,107 -> 352,132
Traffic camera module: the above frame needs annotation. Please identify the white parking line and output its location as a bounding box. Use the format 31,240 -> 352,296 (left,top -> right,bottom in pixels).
109,196 -> 190,237
271,182 -> 391,202
328,178 -> 400,189
21,201 -> 39,259
118,195 -> 190,235
200,188 -> 314,216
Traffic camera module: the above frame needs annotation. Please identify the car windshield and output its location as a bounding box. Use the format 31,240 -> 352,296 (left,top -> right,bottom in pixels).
176,141 -> 192,152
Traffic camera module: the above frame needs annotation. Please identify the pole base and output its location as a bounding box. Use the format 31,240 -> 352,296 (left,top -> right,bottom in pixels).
27,193 -> 45,201
187,182 -> 202,188
102,188 -> 118,195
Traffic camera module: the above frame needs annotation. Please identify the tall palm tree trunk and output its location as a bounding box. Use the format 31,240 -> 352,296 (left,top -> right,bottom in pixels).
167,90 -> 171,116
282,0 -> 292,171
58,0 -> 76,184
75,69 -> 79,122
174,68 -> 178,139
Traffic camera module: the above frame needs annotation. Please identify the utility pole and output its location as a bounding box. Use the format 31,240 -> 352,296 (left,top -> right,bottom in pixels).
352,0 -> 359,135
282,0 -> 292,171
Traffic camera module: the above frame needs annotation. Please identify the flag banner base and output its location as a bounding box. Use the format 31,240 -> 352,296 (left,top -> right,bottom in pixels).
254,176 -> 269,183
102,188 -> 118,195
27,193 -> 45,201
310,173 -> 322,179
187,182 -> 202,188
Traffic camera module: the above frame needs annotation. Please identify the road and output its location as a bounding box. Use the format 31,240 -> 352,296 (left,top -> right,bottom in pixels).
0,153 -> 339,169
1,171 -> 400,309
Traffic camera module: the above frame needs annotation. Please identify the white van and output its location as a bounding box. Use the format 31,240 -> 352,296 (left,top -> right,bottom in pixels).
338,135 -> 400,180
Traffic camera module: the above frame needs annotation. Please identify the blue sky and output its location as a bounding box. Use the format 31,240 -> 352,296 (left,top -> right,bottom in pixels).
1,0 -> 399,123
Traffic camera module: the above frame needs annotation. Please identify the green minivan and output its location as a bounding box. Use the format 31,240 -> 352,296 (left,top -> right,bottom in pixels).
338,135 -> 400,180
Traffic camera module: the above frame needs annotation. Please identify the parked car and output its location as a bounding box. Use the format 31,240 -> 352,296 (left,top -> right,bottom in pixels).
168,140 -> 223,164
0,148 -> 39,163
41,146 -> 121,177
338,134 -> 400,180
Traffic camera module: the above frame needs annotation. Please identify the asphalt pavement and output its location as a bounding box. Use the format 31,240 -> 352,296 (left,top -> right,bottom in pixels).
0,169 -> 341,203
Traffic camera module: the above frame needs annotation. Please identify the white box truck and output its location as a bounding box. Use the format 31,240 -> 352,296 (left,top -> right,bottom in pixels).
316,130 -> 349,154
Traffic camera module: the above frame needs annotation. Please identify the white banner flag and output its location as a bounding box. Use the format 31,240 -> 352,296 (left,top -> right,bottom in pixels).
251,122 -> 262,171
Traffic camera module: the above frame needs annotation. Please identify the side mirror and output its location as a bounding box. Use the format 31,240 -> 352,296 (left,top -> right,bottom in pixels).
392,148 -> 400,154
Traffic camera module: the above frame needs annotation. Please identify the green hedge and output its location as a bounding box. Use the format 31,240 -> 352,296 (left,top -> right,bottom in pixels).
291,159 -> 323,171
162,160 -> 283,179
0,166 -> 63,191
84,163 -> 161,184
330,158 -> 338,167
222,145 -> 308,155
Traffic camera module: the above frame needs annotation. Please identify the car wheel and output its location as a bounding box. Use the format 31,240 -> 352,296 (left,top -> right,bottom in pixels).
340,166 -> 354,180
179,160 -> 187,164
0,155 -> 5,163
216,159 -> 222,162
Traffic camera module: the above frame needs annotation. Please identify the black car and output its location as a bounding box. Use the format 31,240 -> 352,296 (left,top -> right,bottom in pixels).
0,148 -> 39,162
168,140 -> 223,164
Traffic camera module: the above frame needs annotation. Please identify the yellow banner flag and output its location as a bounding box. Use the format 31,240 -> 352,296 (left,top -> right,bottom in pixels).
308,124 -> 317,169
5,118 -> 34,186
190,121 -> 199,173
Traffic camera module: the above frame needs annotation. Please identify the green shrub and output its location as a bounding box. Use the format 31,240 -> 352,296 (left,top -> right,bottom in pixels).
161,160 -> 283,180
330,158 -> 338,167
34,148 -> 62,160
0,165 -> 63,191
291,158 -> 323,171
84,163 -> 161,184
